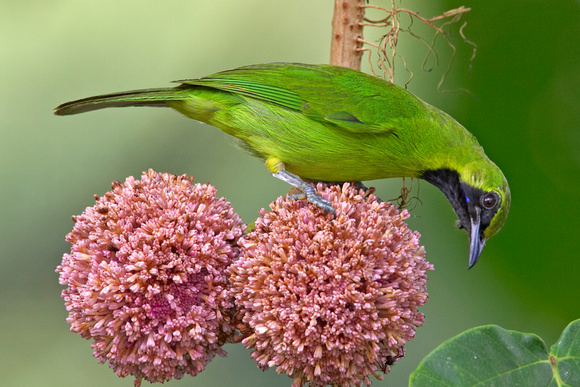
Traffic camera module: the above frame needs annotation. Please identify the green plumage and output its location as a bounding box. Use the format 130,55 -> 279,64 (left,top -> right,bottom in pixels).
55,63 -> 510,268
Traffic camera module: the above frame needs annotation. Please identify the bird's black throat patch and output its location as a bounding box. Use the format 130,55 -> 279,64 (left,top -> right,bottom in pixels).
420,168 -> 496,238
420,169 -> 469,228
420,168 -> 500,238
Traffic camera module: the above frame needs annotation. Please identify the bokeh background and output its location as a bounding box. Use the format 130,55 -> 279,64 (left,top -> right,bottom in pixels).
1,1 -> 578,386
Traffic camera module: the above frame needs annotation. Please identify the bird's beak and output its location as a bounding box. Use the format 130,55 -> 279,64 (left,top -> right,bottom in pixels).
468,208 -> 486,269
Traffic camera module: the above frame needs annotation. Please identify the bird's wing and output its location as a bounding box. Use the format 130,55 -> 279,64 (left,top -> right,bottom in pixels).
177,63 -> 425,134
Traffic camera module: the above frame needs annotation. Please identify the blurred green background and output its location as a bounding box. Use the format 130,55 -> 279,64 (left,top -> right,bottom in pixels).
1,1 -> 578,386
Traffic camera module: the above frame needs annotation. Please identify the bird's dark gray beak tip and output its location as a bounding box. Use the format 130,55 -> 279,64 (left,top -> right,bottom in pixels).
468,212 -> 486,269
468,243 -> 484,269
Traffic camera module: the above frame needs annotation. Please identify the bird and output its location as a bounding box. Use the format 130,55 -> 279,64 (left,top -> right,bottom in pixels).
55,63 -> 510,268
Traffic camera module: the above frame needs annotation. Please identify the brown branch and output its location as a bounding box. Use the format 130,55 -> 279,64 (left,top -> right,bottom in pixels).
329,0 -> 366,70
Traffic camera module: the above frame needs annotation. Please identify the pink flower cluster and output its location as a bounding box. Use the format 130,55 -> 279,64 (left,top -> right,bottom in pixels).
57,170 -> 245,386
229,183 -> 433,386
58,172 -> 432,386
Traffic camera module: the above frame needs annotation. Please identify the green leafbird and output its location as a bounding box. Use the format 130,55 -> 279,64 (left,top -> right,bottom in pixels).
55,63 -> 510,268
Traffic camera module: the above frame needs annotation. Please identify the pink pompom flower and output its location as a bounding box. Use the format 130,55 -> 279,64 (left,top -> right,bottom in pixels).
57,170 -> 246,386
229,183 -> 433,387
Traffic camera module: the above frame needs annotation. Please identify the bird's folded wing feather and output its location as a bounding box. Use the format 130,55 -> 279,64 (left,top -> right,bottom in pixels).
176,63 -> 424,135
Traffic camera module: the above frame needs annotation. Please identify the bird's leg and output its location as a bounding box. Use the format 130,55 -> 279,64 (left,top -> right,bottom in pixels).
272,170 -> 336,215
266,157 -> 335,215
353,181 -> 383,203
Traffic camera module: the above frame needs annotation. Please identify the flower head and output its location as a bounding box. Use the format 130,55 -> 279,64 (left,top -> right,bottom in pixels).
57,170 -> 245,386
229,183 -> 433,387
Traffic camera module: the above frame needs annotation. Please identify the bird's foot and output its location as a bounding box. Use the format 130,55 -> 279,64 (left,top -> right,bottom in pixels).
272,170 -> 336,215
353,181 -> 383,203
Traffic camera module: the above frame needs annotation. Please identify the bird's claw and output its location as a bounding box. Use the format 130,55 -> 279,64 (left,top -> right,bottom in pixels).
272,170 -> 336,215
289,186 -> 336,215
353,181 -> 383,203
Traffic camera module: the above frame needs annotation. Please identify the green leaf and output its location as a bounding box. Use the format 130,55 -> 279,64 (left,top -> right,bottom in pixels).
409,319 -> 580,387
550,319 -> 580,386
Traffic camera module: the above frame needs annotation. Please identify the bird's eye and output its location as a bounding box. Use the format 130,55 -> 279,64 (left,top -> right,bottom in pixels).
481,192 -> 499,209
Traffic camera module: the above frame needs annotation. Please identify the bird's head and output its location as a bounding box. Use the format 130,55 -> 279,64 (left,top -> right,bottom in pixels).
422,159 -> 510,268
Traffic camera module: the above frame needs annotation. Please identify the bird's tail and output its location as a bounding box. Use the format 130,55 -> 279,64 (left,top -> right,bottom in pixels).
54,88 -> 186,116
